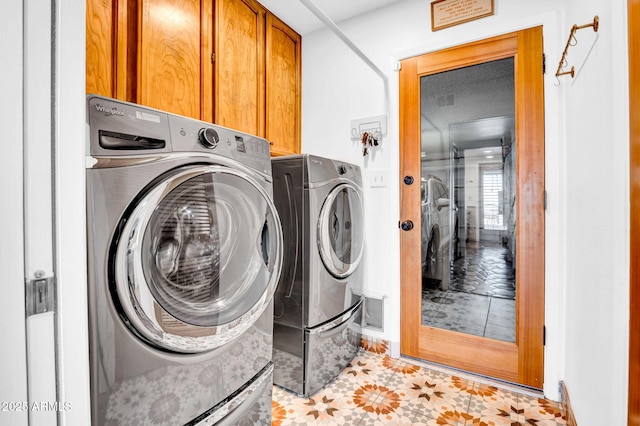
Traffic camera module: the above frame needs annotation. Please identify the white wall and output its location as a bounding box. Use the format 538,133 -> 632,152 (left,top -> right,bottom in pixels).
560,0 -> 630,425
301,29 -> 401,354
301,0 -> 630,420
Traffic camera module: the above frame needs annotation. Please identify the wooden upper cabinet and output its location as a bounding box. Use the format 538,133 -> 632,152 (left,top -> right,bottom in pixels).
214,0 -> 265,136
265,14 -> 301,157
85,0 -> 301,155
86,0 -> 115,97
138,0 -> 212,120
86,0 -> 213,120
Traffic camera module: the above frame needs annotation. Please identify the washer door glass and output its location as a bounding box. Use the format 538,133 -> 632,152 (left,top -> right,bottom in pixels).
317,183 -> 364,278
114,164 -> 282,353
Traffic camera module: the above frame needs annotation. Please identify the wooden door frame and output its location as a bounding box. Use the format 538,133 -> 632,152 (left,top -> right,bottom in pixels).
629,0 -> 639,423
399,27 -> 545,388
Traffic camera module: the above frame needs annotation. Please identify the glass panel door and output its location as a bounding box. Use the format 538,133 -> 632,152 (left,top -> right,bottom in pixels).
399,28 -> 545,387
420,58 -> 517,342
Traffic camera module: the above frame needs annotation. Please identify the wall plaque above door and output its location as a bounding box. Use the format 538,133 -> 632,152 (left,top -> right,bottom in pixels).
430,0 -> 494,31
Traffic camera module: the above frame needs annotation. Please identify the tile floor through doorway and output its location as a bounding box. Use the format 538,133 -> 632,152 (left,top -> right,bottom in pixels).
421,242 -> 517,342
272,349 -> 566,425
421,289 -> 516,342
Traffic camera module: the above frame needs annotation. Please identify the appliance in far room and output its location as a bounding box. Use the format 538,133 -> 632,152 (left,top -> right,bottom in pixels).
270,154 -> 364,397
85,95 -> 282,425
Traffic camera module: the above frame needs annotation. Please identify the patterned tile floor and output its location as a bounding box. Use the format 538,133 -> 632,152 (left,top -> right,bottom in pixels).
271,350 -> 566,425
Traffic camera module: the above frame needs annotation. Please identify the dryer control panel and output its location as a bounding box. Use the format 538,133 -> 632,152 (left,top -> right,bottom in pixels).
305,154 -> 363,188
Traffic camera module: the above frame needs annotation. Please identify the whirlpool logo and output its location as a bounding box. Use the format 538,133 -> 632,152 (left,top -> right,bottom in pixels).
94,103 -> 125,117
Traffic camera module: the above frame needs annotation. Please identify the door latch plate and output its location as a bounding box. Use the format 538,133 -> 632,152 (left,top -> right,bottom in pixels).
26,275 -> 55,316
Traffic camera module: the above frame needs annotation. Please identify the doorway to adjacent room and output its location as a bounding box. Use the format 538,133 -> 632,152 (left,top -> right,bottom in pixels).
399,27 -> 545,388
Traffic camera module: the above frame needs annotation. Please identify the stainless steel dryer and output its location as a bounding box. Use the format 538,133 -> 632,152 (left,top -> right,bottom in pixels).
271,154 -> 364,396
86,95 -> 282,425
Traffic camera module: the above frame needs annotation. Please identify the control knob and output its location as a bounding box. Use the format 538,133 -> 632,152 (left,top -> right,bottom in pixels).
198,127 -> 219,149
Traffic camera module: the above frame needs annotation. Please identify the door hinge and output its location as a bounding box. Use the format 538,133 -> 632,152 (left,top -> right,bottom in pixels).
544,190 -> 548,210
542,53 -> 546,74
26,273 -> 55,317
211,52 -> 216,63
543,325 -> 546,346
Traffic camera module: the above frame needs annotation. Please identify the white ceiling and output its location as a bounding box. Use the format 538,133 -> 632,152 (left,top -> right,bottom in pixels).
258,0 -> 406,35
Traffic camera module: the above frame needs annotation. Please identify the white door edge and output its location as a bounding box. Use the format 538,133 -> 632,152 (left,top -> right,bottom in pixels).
0,1 -> 28,425
23,0 -> 58,424
54,0 -> 92,423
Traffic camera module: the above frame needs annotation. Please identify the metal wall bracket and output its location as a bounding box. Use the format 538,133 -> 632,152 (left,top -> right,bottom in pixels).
26,274 -> 55,316
555,15 -> 600,81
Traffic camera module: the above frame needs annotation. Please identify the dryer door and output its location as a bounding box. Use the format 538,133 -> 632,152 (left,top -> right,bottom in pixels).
111,164 -> 282,353
317,183 -> 364,278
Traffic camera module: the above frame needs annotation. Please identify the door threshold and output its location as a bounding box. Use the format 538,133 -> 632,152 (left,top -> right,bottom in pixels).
399,354 -> 545,399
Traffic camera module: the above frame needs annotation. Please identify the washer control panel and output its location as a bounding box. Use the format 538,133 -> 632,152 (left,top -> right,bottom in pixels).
169,116 -> 272,172
87,95 -> 273,174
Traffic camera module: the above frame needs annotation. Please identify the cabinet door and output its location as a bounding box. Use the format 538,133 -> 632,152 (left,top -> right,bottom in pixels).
86,0 -> 138,102
138,0 -> 213,120
86,0 -> 115,97
214,0 -> 265,136
265,14 -> 301,156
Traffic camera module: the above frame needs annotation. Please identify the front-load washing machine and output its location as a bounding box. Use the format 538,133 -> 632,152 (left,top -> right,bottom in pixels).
86,95 -> 282,425
270,154 -> 364,396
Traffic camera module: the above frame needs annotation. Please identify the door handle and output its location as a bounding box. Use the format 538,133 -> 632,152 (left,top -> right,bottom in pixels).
400,220 -> 414,231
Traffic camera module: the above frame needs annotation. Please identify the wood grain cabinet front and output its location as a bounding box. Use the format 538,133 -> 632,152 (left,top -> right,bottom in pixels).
86,0 -> 116,98
86,0 -> 301,156
137,0 -> 212,121
265,13 -> 301,157
214,0 -> 265,136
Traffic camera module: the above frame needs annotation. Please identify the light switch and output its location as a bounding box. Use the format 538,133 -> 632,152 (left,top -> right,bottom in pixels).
369,170 -> 387,188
